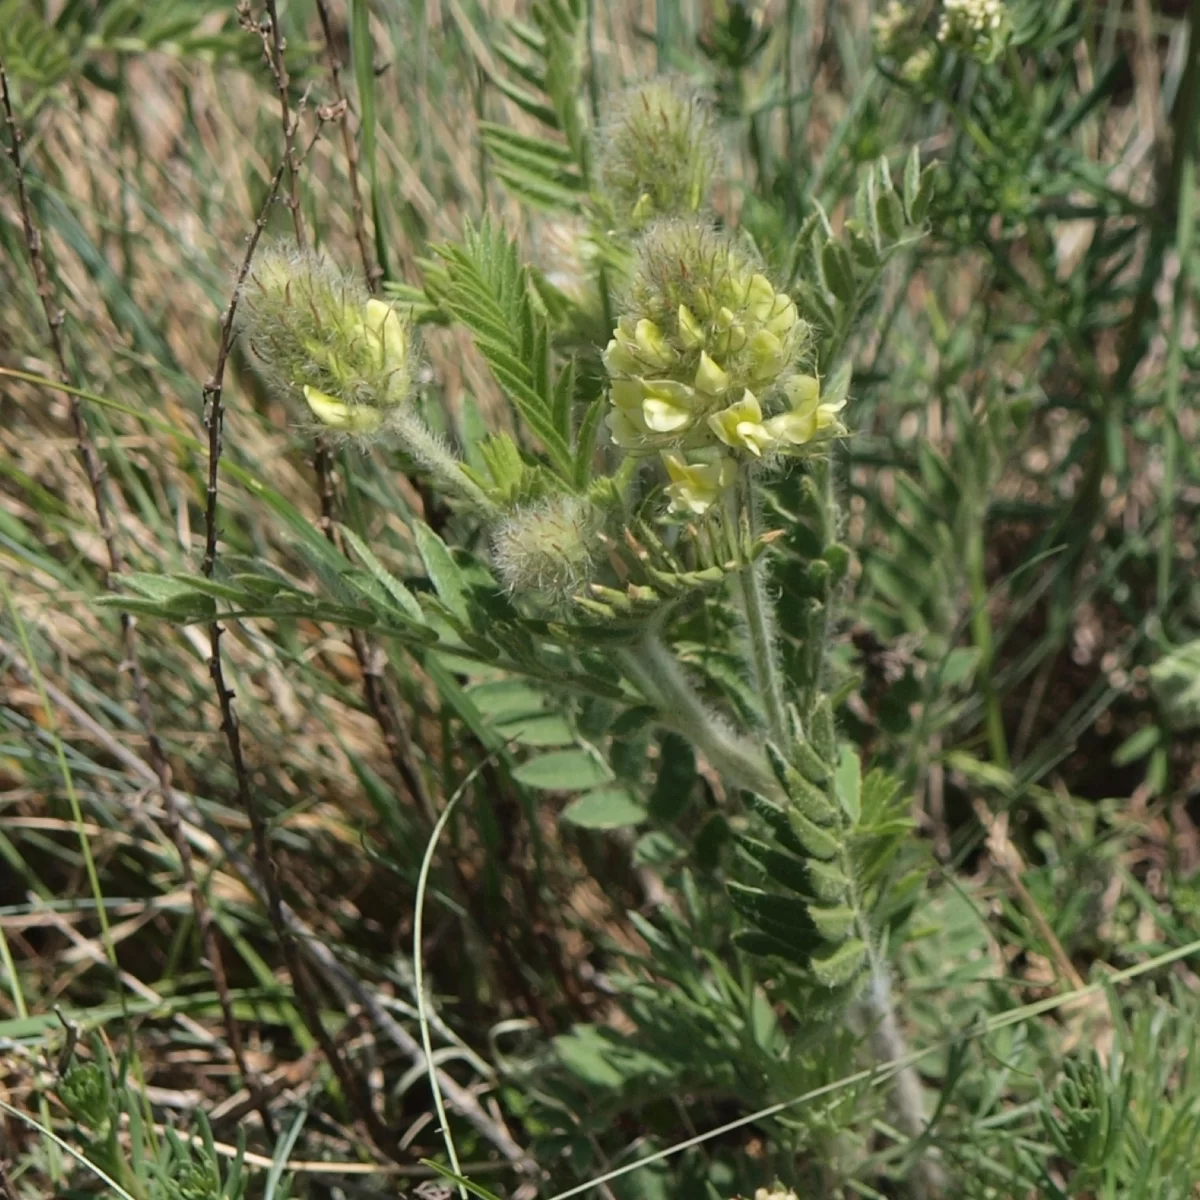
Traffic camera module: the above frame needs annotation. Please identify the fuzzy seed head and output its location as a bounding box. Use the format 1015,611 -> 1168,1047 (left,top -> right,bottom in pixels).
937,0 -> 1011,62
491,494 -> 598,600
598,78 -> 720,230
236,244 -> 413,441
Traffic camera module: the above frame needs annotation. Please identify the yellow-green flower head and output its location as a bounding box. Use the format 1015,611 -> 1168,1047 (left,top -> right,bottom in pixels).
598,78 -> 720,230
937,0 -> 1011,63
603,221 -> 809,456
491,493 -> 598,600
900,43 -> 938,86
236,244 -> 412,442
872,0 -> 915,58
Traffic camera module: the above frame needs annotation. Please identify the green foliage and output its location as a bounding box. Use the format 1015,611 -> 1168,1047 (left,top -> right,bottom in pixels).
56,1041 -> 254,1200
473,0 -> 589,207
0,0 -> 251,96
433,218 -> 581,479
6,2 -> 1200,1199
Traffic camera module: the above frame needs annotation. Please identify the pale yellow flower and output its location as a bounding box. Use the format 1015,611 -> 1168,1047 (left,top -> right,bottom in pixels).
303,386 -> 385,435
764,374 -> 847,449
661,449 -> 737,514
708,390 -> 773,457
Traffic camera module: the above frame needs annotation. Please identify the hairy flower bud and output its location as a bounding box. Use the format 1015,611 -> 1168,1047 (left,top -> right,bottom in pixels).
236,244 -> 412,442
598,79 -> 720,230
491,494 -> 598,599
937,0 -> 1011,63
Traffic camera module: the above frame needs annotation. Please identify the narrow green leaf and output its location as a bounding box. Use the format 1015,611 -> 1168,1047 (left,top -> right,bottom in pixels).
876,190 -> 905,241
820,241 -> 859,309
903,144 -> 921,221
412,521 -> 471,621
733,929 -> 813,967
1112,724 -> 1161,767
339,527 -> 425,622
835,744 -> 861,824
560,787 -> 647,829
649,732 -> 696,823
810,938 -> 868,988
496,712 -> 575,747
513,749 -> 613,791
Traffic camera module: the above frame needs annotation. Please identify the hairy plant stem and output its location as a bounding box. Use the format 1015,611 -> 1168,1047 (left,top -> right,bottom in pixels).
620,632 -> 781,801
861,942 -> 947,1197
734,471 -> 788,746
392,409 -> 502,519
794,452 -> 943,1193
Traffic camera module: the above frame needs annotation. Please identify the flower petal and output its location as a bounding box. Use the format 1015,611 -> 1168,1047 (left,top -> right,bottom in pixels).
643,396 -> 694,433
304,387 -> 384,434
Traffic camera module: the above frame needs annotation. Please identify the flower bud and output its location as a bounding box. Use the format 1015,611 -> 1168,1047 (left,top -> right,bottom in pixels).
872,0 -> 919,60
236,244 -> 412,442
598,78 -> 720,230
937,0 -> 1011,63
491,494 -> 598,600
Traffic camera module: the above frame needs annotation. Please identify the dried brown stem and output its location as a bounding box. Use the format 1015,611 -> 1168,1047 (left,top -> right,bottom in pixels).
313,0 -> 379,289
240,0 -> 306,248
0,58 -> 273,1135
0,1156 -> 19,1200
200,138 -> 406,1162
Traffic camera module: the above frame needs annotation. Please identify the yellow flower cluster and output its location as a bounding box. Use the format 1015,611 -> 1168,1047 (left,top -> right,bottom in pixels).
937,0 -> 1011,62
301,298 -> 409,436
238,246 -> 412,444
602,223 -> 845,514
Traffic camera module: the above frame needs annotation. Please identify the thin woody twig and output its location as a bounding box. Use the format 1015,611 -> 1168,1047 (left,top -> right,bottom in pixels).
200,134 -> 406,1163
0,1156 -> 19,1200
313,0 -> 378,289
0,58 -> 273,1136
240,0 -> 306,248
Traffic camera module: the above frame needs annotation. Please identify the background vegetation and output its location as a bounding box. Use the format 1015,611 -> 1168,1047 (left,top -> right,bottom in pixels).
2,0 -> 1200,1197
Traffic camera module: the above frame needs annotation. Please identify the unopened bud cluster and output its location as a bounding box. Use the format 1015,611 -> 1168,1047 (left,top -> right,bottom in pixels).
602,221 -> 844,514
490,493 -> 598,601
872,1 -> 917,59
598,79 -> 719,230
237,245 -> 412,441
937,0 -> 1011,63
